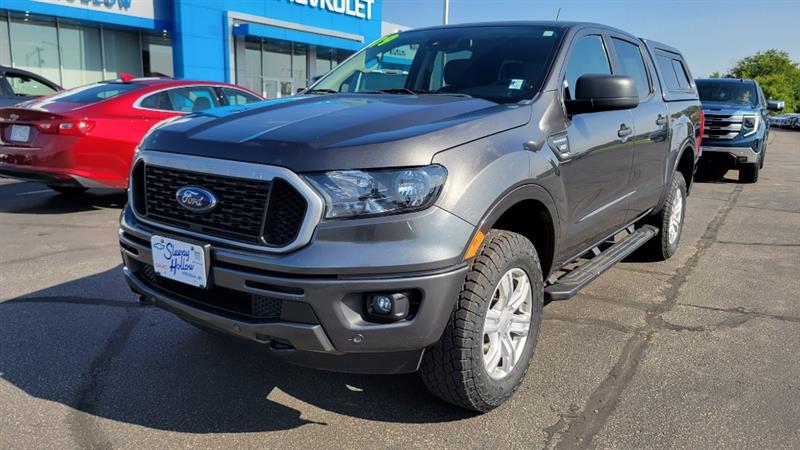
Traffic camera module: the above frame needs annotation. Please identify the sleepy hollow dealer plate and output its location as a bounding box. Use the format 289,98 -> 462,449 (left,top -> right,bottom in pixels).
150,234 -> 210,288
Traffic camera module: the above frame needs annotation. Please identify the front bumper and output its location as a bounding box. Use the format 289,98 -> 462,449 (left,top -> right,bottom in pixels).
699,142 -> 761,170
120,208 -> 470,374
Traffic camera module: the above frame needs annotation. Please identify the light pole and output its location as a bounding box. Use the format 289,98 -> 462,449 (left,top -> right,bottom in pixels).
443,0 -> 449,25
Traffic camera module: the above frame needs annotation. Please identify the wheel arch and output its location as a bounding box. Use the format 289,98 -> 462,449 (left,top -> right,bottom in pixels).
475,184 -> 560,278
675,143 -> 696,194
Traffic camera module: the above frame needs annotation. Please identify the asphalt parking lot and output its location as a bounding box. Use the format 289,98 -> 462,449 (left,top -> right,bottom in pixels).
1,130 -> 798,449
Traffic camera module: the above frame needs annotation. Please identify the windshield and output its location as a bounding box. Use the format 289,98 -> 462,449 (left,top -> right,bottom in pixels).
45,82 -> 145,104
696,81 -> 758,108
312,26 -> 564,104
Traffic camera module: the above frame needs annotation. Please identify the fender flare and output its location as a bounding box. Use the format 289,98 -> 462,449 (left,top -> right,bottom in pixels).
469,183 -> 561,275
654,141 -> 696,213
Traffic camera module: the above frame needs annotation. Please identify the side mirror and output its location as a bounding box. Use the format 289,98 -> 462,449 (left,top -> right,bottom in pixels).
767,100 -> 784,111
565,74 -> 639,115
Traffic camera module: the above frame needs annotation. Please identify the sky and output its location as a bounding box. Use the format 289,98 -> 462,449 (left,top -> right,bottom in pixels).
382,0 -> 800,78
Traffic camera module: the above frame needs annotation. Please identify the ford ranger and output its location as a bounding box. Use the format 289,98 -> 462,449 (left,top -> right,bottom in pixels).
696,78 -> 783,183
119,22 -> 702,411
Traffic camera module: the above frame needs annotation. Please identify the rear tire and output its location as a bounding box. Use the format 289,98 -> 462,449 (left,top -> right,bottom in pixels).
420,230 -> 543,412
739,163 -> 759,183
47,184 -> 88,195
637,173 -> 687,261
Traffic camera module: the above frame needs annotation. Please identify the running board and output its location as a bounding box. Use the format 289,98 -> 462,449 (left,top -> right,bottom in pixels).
544,225 -> 658,301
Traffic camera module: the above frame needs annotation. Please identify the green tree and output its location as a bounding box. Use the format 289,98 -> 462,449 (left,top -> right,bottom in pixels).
728,50 -> 800,113
709,71 -> 722,78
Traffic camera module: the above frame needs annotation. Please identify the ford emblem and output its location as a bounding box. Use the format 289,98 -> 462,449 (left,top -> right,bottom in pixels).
176,186 -> 218,213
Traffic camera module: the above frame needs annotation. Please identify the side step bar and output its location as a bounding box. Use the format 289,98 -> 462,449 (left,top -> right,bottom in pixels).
544,225 -> 658,301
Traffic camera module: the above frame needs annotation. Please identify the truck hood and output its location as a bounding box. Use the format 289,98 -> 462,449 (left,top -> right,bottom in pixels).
702,101 -> 757,116
143,93 -> 532,172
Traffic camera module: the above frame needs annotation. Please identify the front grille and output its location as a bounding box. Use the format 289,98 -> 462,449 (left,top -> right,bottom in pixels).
139,264 -> 284,320
135,164 -> 308,247
704,113 -> 742,140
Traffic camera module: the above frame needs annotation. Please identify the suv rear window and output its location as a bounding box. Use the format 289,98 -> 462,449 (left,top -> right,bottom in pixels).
50,82 -> 144,104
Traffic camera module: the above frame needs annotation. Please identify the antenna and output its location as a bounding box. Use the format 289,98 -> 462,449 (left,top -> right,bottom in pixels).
555,7 -> 562,21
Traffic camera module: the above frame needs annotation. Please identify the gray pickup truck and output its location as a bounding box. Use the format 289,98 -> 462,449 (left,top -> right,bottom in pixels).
119,21 -> 702,411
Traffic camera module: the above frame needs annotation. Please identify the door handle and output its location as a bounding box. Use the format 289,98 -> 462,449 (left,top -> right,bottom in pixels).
618,123 -> 633,138
656,114 -> 667,126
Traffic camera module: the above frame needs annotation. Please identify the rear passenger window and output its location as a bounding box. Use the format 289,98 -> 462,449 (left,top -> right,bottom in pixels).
221,87 -> 261,105
671,59 -> 691,89
656,53 -> 691,91
140,91 -> 173,110
565,35 -> 611,100
610,38 -> 651,99
167,87 -> 219,112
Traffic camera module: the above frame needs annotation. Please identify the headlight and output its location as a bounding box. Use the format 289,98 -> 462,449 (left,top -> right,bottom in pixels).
304,165 -> 447,219
742,115 -> 759,136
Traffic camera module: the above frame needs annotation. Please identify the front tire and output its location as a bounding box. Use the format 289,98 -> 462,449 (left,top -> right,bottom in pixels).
638,173 -> 687,261
740,163 -> 759,183
420,230 -> 543,412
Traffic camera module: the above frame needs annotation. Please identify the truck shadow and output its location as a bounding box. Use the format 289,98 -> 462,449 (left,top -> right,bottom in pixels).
0,181 -> 126,214
693,170 -> 741,184
0,266 -> 475,435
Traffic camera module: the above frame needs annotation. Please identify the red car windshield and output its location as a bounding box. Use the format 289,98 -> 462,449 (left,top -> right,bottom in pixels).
47,82 -> 145,104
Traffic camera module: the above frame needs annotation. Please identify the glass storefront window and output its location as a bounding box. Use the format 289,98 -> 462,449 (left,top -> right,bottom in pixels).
144,33 -> 173,77
1,9 -> 172,89
0,14 -> 10,66
234,32 -> 356,99
315,47 -> 334,77
103,28 -> 142,79
244,37 -> 263,95
292,42 -> 308,91
336,50 -> 354,66
263,39 -> 291,80
59,21 -> 103,88
9,13 -> 60,85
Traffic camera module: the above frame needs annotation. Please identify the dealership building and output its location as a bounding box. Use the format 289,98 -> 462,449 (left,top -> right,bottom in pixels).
1,0 -> 385,98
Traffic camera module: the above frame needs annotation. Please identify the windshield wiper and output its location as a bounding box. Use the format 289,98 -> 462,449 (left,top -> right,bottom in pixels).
365,88 -> 472,98
303,88 -> 338,95
365,88 -> 421,95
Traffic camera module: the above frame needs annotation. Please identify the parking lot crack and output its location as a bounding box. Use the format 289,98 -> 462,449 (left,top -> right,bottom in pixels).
715,240 -> 800,248
648,185 -> 743,321
548,185 -> 744,448
552,333 -> 652,450
65,311 -> 142,449
678,303 -> 800,324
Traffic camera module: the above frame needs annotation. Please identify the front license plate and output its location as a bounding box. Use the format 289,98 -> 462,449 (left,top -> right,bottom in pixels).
9,125 -> 31,142
150,235 -> 209,288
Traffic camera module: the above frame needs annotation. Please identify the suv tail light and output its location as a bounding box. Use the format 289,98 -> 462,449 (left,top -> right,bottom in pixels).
36,119 -> 95,136
697,110 -> 705,154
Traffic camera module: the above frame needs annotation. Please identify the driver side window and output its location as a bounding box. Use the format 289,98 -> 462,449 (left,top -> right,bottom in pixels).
564,35 -> 611,100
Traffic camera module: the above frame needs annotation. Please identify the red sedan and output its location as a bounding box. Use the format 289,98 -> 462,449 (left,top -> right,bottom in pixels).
0,76 -> 262,193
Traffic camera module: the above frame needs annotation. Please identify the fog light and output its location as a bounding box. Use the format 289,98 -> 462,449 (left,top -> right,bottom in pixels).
737,156 -> 748,163
372,295 -> 393,314
367,292 -> 411,322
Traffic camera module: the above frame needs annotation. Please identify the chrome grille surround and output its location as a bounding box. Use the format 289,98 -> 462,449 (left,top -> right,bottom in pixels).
129,150 -> 324,253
